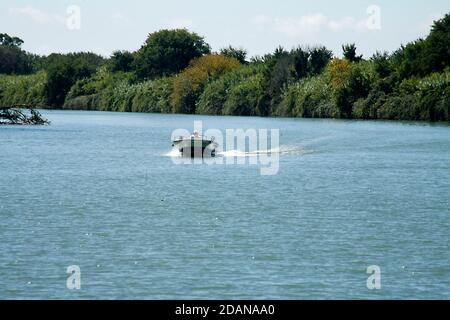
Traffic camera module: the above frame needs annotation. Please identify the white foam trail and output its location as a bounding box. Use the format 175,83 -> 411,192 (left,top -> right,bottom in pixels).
165,149 -> 182,157
218,150 -> 256,157
165,145 -> 310,158
218,145 -> 307,158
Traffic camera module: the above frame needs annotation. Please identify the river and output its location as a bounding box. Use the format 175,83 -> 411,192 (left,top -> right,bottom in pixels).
1,110 -> 449,299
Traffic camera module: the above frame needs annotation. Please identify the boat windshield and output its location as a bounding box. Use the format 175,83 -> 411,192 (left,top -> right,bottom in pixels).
174,133 -> 214,141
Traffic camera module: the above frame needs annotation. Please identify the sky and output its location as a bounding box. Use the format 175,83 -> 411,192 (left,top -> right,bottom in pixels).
1,0 -> 449,58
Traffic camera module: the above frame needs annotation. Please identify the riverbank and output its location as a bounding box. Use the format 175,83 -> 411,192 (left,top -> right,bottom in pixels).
1,65 -> 448,122
1,14 -> 449,122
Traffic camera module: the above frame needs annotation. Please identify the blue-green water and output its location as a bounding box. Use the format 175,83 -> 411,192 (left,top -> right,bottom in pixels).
1,110 -> 450,299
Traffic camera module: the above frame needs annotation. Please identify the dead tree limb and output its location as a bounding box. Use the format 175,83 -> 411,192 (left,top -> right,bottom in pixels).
0,106 -> 50,125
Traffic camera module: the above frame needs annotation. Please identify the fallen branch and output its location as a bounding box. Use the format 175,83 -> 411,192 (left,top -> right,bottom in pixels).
0,106 -> 50,125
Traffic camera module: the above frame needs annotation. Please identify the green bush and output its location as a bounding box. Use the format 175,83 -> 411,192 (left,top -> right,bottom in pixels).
353,91 -> 387,119
277,74 -> 334,118
170,54 -> 241,114
416,70 -> 450,120
62,95 -> 96,110
0,71 -> 47,107
131,78 -> 173,113
64,68 -> 173,113
377,94 -> 421,120
352,69 -> 449,121
133,29 -> 210,79
196,78 -> 229,115
197,64 -> 266,115
222,73 -> 265,116
44,52 -> 105,107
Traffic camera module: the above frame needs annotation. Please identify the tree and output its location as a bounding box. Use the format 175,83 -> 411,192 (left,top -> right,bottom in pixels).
391,14 -> 449,79
44,53 -> 104,106
371,51 -> 392,78
273,46 -> 287,59
309,46 -> 333,75
291,48 -> 310,79
0,33 -> 24,47
223,73 -> 265,116
326,58 -> 373,118
171,54 -> 241,113
342,43 -> 363,62
0,46 -> 22,74
220,46 -> 247,64
108,50 -> 134,72
0,46 -> 35,75
392,41 -> 425,78
133,29 -> 210,79
0,33 -> 35,75
423,13 -> 450,74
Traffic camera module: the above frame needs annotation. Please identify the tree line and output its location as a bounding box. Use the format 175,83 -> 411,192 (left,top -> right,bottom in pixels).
0,13 -> 449,121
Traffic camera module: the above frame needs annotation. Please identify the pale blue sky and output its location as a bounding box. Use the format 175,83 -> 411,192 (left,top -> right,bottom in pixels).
1,0 -> 449,58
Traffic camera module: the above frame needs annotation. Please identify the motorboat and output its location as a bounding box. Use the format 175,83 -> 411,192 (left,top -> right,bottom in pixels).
172,131 -> 218,157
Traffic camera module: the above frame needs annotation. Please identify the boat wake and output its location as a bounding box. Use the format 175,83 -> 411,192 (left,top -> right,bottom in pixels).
218,145 -> 307,157
164,145 -> 309,158
164,149 -> 183,157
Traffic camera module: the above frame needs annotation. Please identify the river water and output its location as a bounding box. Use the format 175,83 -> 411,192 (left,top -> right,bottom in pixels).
1,110 -> 449,299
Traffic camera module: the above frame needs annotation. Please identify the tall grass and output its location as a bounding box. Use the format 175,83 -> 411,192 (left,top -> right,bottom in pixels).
0,71 -> 47,107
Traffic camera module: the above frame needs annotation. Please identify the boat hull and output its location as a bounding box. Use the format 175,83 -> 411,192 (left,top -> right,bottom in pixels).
172,139 -> 218,157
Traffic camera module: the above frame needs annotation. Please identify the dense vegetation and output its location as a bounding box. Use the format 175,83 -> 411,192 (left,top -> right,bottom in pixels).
1,14 -> 449,121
